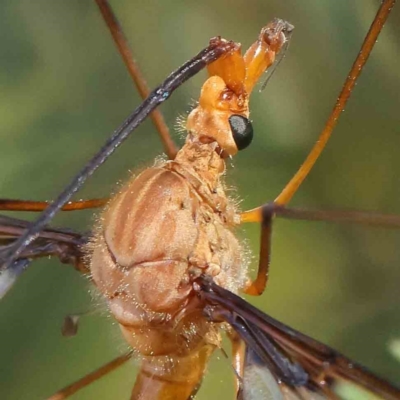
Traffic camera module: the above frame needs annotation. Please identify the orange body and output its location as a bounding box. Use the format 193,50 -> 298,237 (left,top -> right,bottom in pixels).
90,140 -> 246,398
88,19 -> 292,399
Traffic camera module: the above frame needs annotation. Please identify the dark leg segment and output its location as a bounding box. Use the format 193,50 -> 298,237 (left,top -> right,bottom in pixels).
243,203 -> 274,296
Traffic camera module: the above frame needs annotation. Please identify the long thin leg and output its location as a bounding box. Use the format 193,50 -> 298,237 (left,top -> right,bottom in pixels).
242,203 -> 400,228
227,331 -> 246,397
247,0 -> 396,214
95,0 -> 177,159
46,352 -> 132,400
273,0 -> 395,206
0,1 -> 177,217
243,204 -> 273,296
240,0 -> 396,296
242,202 -> 400,296
2,38 -> 235,271
0,198 -> 107,212
270,206 -> 400,228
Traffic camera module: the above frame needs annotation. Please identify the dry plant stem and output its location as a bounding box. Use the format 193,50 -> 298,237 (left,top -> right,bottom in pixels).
241,0 -> 396,224
47,352 -> 132,400
95,0 -> 177,159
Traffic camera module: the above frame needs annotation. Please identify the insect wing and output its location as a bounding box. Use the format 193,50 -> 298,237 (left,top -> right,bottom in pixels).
199,277 -> 400,400
240,346 -> 328,400
0,214 -> 87,297
239,346 -> 285,400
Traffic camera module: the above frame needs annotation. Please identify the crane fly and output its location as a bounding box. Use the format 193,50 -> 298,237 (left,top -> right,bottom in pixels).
0,0 -> 400,400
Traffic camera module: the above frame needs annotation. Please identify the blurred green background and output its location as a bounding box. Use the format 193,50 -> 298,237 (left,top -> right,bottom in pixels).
0,1 -> 400,399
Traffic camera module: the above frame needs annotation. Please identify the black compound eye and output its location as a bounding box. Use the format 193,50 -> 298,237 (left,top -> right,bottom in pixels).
228,114 -> 254,151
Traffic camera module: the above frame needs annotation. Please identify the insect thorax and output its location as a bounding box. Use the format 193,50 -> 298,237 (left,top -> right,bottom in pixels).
88,137 -> 249,357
